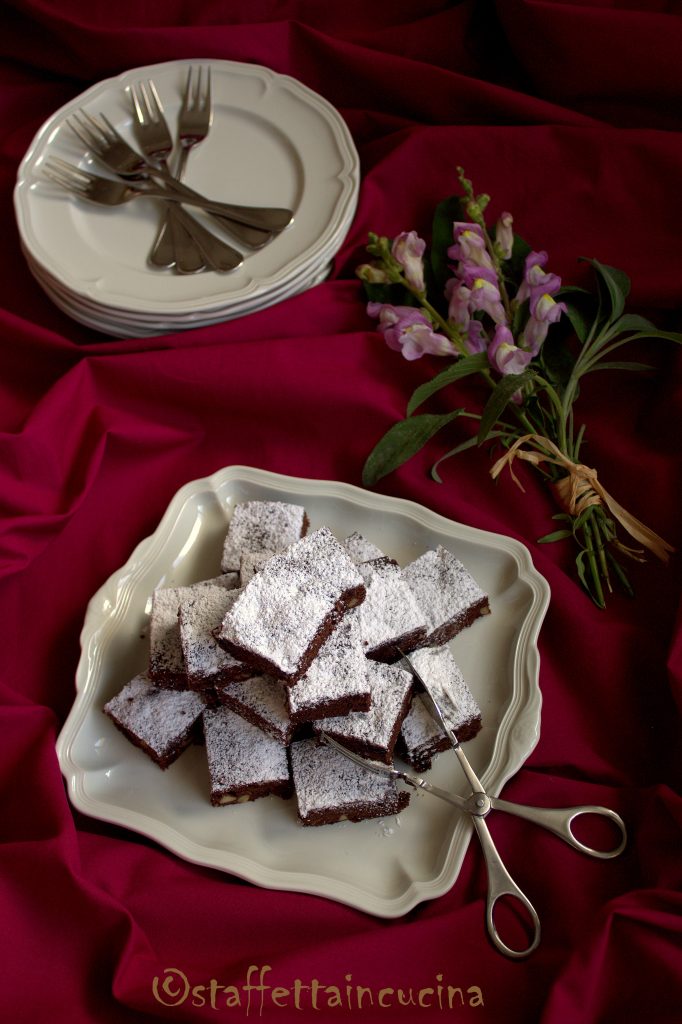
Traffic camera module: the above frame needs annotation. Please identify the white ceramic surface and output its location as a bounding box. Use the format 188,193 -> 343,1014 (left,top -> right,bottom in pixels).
56,467 -> 550,916
15,59 -> 359,320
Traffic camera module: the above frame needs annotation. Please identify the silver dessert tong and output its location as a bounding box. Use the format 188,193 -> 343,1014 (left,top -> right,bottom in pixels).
321,651 -> 627,959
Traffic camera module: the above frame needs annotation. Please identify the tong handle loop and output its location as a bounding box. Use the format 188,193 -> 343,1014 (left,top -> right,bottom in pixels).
491,798 -> 627,859
472,817 -> 541,959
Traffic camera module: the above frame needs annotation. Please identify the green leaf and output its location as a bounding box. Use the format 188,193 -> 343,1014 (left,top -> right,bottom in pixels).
581,257 -> 631,323
584,360 -> 654,374
362,410 -> 462,486
606,313 -> 656,334
477,370 -> 536,444
430,427 -> 512,482
625,328 -> 682,345
406,353 -> 489,415
430,194 -> 465,295
537,529 -> 573,544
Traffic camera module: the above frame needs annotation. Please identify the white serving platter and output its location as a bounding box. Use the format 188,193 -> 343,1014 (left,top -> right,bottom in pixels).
56,466 -> 550,916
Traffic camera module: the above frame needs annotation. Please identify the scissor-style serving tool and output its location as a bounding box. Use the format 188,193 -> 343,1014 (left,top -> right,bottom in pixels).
320,651 -> 627,959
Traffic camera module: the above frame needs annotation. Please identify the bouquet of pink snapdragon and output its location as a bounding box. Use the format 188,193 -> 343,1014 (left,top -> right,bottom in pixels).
357,169 -> 680,607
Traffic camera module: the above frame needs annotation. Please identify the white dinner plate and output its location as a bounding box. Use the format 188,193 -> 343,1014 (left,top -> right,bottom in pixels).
56,467 -> 549,916
26,248 -> 332,337
15,59 -> 359,317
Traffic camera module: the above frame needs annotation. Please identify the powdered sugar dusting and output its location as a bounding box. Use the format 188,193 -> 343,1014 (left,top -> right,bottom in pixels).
287,613 -> 368,718
290,738 -> 403,818
103,673 -> 204,757
355,558 -> 427,657
221,500 -> 309,571
343,532 -> 386,564
314,661 -> 413,750
203,706 -> 290,796
405,645 -> 481,741
149,574 -> 240,683
179,586 -> 246,684
217,527 -> 365,677
217,674 -> 292,743
404,545 -> 488,638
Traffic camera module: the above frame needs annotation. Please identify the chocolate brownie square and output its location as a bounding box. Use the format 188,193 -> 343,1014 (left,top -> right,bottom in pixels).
220,500 -> 309,572
399,645 -> 482,771
203,706 -> 291,806
286,613 -> 370,725
355,558 -> 428,662
148,573 -> 240,689
290,737 -> 410,826
216,527 -> 366,683
103,673 -> 205,769
403,546 -> 490,646
313,660 -> 413,764
214,673 -> 294,745
178,585 -> 254,693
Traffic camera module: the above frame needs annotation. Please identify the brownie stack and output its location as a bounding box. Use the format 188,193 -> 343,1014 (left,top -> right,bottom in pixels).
104,499 -> 489,826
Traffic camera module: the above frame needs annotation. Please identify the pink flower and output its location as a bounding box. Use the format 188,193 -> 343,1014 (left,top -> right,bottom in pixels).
367,302 -> 455,360
488,324 -> 533,375
465,320 -> 487,354
516,251 -> 562,312
391,231 -> 426,293
520,293 -> 567,355
445,278 -> 471,331
467,274 -> 507,325
447,222 -> 494,270
495,212 -> 514,259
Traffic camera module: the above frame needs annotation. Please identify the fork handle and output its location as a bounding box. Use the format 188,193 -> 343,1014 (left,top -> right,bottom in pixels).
146,172 -> 294,232
164,148 -> 273,249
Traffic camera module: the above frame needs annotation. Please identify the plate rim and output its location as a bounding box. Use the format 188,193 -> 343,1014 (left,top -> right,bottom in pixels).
56,465 -> 550,916
15,58 -> 359,315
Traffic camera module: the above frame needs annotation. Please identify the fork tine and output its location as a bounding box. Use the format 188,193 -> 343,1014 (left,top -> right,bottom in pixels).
67,112 -> 100,150
129,83 -> 147,126
181,66 -> 194,113
44,156 -> 91,183
201,66 -> 211,110
43,164 -> 87,194
97,112 -> 121,143
146,80 -> 165,121
79,108 -> 113,144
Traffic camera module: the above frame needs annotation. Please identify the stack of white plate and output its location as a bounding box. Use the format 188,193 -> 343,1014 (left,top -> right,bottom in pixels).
14,59 -> 360,338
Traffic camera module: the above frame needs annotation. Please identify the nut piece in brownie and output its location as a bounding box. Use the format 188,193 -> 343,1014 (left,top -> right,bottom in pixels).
403,545 -> 490,646
220,500 -> 310,572
178,585 -> 254,693
214,673 -> 294,745
203,706 -> 291,806
399,646 -> 482,771
148,573 -> 240,689
342,531 -> 389,565
103,673 -> 205,769
286,613 -> 370,726
313,660 -> 413,765
216,527 -> 366,683
290,737 -> 410,826
355,558 -> 428,662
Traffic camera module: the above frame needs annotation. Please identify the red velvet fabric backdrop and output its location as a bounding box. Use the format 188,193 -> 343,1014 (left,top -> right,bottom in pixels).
1,2 -> 681,1022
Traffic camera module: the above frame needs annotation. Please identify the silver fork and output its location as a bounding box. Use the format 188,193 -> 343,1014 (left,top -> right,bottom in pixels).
167,67 -> 273,251
42,157 -> 244,272
130,80 -> 205,272
131,77 -> 272,263
67,108 -> 294,232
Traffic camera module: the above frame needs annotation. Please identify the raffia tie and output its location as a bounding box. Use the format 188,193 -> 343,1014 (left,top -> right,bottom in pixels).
490,433 -> 675,563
